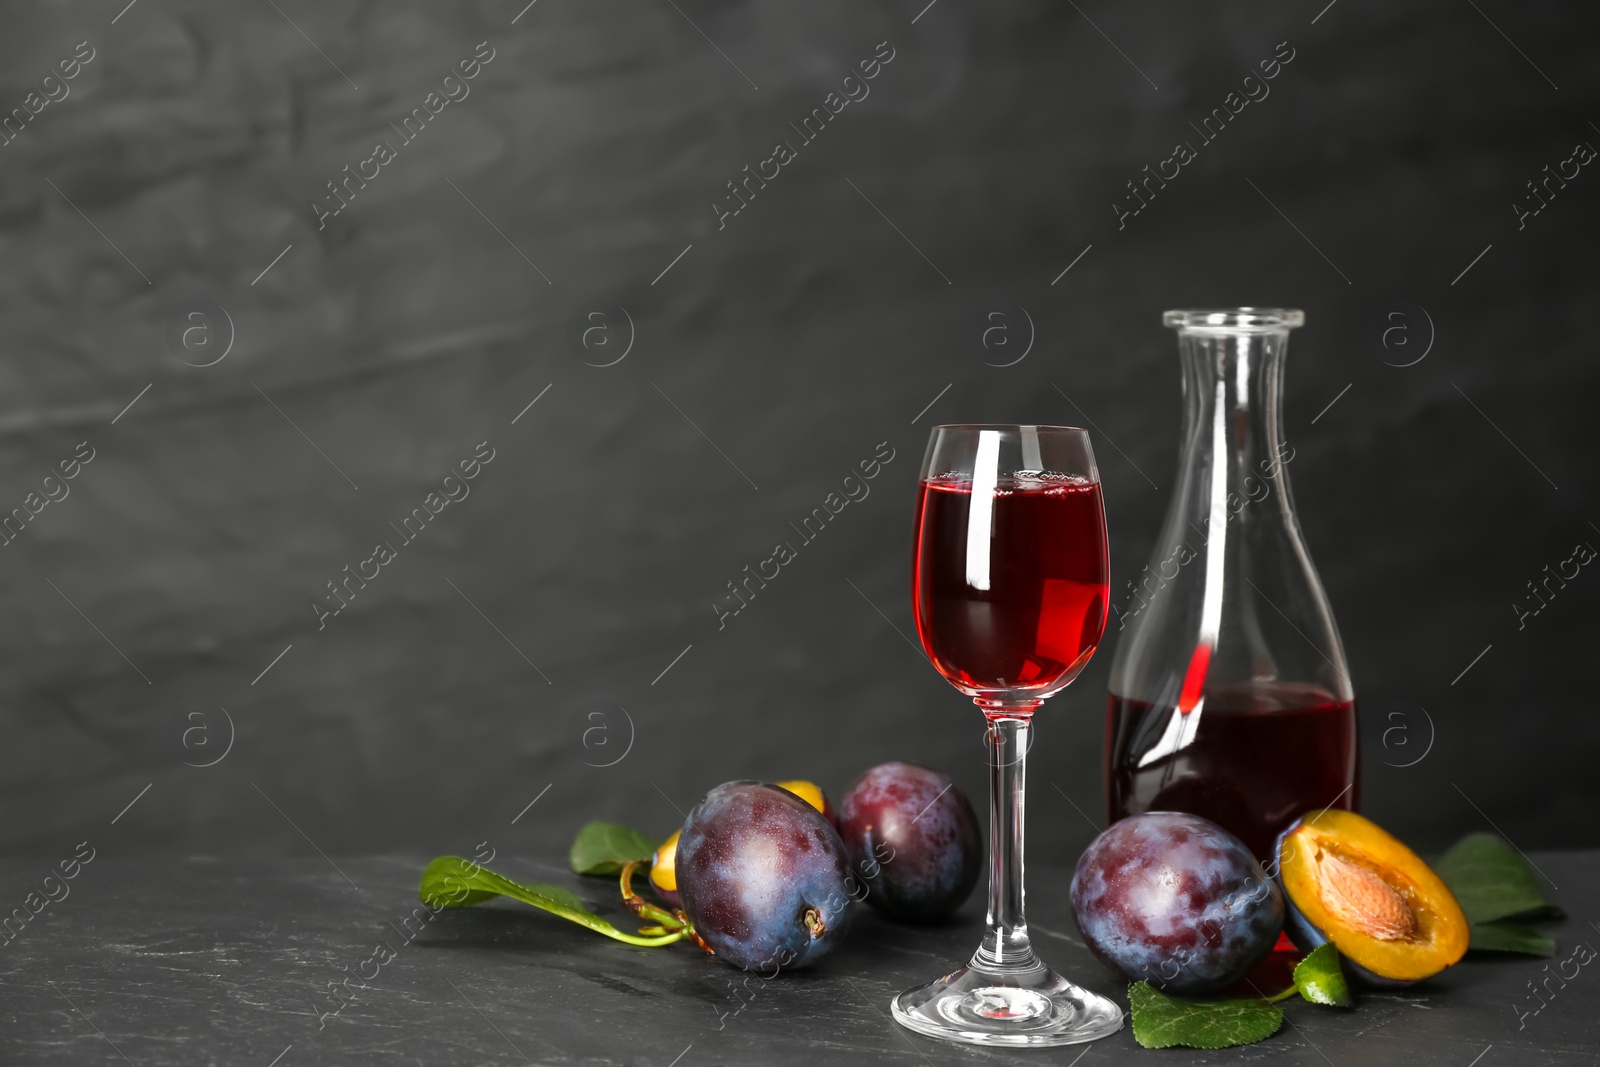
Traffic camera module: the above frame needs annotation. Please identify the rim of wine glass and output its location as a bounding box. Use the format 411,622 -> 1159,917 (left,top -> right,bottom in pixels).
930,423 -> 1089,433
1163,307 -> 1304,330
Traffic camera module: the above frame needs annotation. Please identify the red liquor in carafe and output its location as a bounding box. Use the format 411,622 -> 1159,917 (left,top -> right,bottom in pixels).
1106,686 -> 1356,860
1103,309 -> 1357,860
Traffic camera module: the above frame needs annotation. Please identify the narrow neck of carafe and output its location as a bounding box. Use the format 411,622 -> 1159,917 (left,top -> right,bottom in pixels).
1164,326 -> 1297,693
1175,326 -> 1295,525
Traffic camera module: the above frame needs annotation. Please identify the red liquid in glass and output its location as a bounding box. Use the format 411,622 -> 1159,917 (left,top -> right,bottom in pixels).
913,476 -> 1108,693
1105,683 -> 1357,860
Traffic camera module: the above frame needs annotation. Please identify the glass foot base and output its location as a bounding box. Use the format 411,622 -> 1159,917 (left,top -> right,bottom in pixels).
891,961 -> 1123,1047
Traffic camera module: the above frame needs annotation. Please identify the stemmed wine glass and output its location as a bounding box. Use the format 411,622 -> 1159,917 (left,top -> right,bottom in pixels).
891,425 -> 1123,1047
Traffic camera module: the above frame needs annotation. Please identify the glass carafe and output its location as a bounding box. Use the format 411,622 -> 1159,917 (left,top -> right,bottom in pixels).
1104,308 -> 1357,861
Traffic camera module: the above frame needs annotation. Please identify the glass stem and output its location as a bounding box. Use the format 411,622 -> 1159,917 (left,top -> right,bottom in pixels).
972,702 -> 1042,974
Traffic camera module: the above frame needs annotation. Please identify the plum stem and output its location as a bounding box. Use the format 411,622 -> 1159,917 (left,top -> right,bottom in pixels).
680,914 -> 716,956
621,864 -> 711,955
598,928 -> 690,947
802,907 -> 826,940
619,861 -> 685,929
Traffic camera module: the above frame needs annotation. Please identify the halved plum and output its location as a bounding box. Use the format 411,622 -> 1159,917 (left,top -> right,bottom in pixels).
649,829 -> 682,908
775,780 -> 838,828
1276,810 -> 1468,986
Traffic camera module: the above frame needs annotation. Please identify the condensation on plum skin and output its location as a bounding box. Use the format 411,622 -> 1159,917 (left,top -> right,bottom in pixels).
837,762 -> 981,923
1070,811 -> 1284,995
677,781 -> 855,972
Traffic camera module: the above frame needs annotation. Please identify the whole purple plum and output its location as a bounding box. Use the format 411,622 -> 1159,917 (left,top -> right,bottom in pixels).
677,781 -> 855,971
837,762 -> 982,922
1070,811 -> 1283,995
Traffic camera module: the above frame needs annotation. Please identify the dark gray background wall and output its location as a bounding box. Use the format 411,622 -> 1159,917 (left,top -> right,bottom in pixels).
1,0 -> 1594,869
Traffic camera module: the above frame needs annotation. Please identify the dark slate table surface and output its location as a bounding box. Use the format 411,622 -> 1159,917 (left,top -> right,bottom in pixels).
2,852 -> 1595,1066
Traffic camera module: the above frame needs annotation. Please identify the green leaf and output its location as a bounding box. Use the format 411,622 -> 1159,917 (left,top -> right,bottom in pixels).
569,821 -> 660,877
1293,943 -> 1354,1007
421,856 -> 585,911
1436,833 -> 1564,926
1469,920 -> 1557,957
1128,982 -> 1283,1050
418,856 -> 686,947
